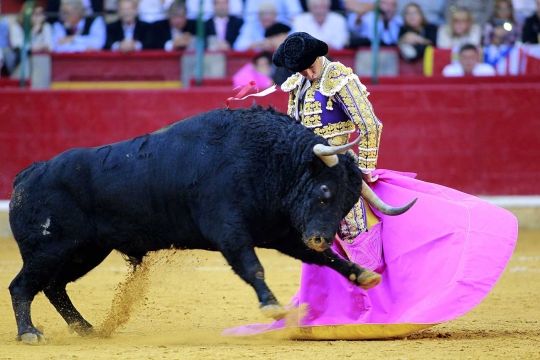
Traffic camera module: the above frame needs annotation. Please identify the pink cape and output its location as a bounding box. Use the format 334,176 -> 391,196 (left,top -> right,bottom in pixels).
223,170 -> 518,339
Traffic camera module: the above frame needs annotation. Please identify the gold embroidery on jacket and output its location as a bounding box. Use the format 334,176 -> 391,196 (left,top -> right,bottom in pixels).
313,121 -> 355,138
287,92 -> 295,117
283,60 -> 382,173
340,199 -> 366,242
281,73 -> 302,92
327,134 -> 349,146
320,62 -> 367,97
334,77 -> 382,171
301,83 -> 322,127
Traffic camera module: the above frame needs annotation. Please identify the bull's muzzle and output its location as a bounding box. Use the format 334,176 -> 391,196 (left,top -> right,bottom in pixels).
305,236 -> 332,252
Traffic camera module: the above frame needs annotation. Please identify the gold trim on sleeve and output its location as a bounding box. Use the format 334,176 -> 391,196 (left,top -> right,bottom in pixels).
281,73 -> 303,92
320,62 -> 368,97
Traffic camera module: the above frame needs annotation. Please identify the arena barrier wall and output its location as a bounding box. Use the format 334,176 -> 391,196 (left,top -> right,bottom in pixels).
1,78 -> 539,202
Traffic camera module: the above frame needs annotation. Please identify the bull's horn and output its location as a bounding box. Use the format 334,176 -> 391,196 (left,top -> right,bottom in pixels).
313,137 -> 361,167
361,180 -> 417,215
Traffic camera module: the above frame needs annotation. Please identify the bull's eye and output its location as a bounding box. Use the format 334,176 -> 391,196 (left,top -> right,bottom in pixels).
320,184 -> 331,200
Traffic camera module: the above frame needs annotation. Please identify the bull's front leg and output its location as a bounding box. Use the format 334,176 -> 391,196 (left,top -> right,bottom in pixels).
273,240 -> 381,290
219,241 -> 287,320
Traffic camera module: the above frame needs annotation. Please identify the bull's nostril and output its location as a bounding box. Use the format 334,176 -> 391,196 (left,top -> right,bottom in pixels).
313,237 -> 323,245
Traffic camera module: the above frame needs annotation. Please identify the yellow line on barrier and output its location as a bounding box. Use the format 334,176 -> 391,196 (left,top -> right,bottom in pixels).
423,45 -> 434,77
50,81 -> 182,89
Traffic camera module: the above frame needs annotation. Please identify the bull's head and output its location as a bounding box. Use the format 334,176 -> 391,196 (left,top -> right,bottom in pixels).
292,139 -> 363,252
298,138 -> 416,252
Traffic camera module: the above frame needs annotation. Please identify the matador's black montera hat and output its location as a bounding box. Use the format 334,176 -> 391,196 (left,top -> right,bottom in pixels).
272,32 -> 328,73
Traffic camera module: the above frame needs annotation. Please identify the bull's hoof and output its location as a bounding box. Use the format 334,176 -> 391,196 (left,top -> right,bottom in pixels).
18,332 -> 47,345
68,323 -> 95,337
351,270 -> 382,290
261,304 -> 288,320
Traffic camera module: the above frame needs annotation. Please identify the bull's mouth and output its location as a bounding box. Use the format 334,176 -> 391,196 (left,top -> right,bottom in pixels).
304,236 -> 332,252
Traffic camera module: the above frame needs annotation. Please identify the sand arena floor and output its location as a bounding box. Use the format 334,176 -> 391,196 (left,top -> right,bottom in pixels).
0,231 -> 539,359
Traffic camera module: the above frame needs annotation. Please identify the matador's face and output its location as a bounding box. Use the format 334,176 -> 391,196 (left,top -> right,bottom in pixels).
299,57 -> 323,82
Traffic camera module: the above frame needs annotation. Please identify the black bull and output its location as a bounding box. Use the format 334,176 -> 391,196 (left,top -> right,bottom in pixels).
9,106 -> 415,344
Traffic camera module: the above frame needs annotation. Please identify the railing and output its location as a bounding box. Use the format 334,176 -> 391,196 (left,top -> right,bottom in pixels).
42,48 -> 423,88
5,45 -> 540,89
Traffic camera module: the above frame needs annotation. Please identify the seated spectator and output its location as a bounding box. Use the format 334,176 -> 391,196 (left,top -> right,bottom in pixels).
350,0 -> 403,46
46,0 -> 102,24
397,0 -> 446,26
9,2 -> 53,76
263,23 -> 293,84
344,0 -> 375,18
186,0 -> 243,20
292,0 -> 349,50
233,51 -> 273,89
512,0 -> 537,25
233,2 -> 281,51
244,0 -> 302,27
105,0 -> 153,52
397,2 -> 437,61
301,0 -> 345,12
522,0 -> 540,43
445,0 -> 495,27
152,0 -> 197,50
10,3 -> 53,53
483,0 -> 520,45
264,23 -> 291,50
344,0 -> 375,47
437,7 -> 482,49
138,0 -> 174,23
443,43 -> 497,76
52,0 -> 106,53
204,0 -> 243,50
1,18 -> 15,76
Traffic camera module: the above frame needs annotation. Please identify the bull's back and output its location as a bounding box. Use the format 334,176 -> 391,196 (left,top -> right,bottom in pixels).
9,108 -> 292,251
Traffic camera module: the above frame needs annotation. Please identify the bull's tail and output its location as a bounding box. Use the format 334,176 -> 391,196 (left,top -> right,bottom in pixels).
361,180 -> 417,215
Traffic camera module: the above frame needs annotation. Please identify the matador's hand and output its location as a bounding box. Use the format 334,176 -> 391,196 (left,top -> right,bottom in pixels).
363,172 -> 379,183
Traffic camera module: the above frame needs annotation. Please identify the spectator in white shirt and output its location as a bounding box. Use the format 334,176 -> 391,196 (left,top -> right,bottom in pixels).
350,0 -> 403,46
8,3 -> 53,78
344,0 -> 376,20
512,0 -> 538,25
443,43 -> 497,76
185,0 -> 243,20
138,0 -> 175,23
10,3 -> 53,53
52,0 -> 106,53
292,0 -> 349,50
234,2 -> 281,51
243,0 -> 303,27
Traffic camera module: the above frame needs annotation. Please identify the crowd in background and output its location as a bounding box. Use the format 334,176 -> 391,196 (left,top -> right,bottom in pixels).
1,0 -> 540,78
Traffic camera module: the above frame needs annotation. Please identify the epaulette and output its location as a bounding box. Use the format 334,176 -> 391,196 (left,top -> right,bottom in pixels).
319,61 -> 365,97
280,73 -> 303,92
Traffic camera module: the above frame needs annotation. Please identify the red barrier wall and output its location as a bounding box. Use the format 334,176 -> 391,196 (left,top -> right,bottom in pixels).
51,51 -> 182,81
1,78 -> 539,198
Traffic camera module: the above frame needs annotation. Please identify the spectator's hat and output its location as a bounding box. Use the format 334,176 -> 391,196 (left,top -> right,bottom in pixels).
272,32 -> 328,72
264,23 -> 291,38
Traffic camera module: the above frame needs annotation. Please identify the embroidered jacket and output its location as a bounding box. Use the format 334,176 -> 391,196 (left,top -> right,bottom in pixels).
281,58 -> 383,173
